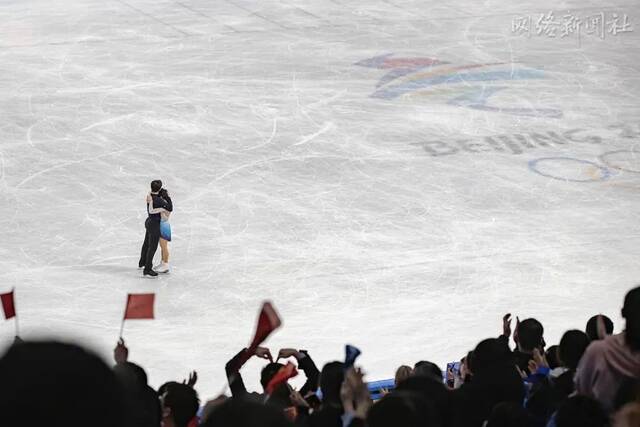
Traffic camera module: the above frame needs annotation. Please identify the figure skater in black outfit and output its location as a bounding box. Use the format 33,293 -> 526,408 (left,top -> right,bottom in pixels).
139,180 -> 167,277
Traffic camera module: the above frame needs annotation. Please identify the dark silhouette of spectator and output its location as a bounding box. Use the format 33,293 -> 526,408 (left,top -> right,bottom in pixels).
451,338 -> 525,427
114,361 -> 162,427
501,314 -> 545,373
0,341 -> 126,427
557,330 -> 590,392
395,375 -> 451,426
413,361 -> 443,382
395,365 -> 412,387
4,288 -> 640,427
613,379 -> 640,412
546,345 -> 561,370
159,382 -> 200,427
309,361 -> 345,427
553,395 -> 609,427
514,318 -> 545,373
367,390 -> 441,427
201,397 -> 293,427
225,347 -> 319,405
461,351 -> 475,385
586,315 -> 614,341
576,286 -> 640,411
526,330 -> 590,425
486,402 -> 534,427
113,338 -> 162,427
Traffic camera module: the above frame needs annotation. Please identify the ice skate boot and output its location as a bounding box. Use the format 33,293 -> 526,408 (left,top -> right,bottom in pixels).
155,262 -> 170,273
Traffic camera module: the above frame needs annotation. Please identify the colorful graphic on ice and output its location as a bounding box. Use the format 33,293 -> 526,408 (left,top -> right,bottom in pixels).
355,54 -> 562,118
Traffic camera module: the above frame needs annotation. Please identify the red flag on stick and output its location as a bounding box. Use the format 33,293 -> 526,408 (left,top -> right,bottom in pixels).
249,301 -> 282,350
124,293 -> 155,319
233,301 -> 282,371
1,289 -> 19,338
266,362 -> 298,395
1,290 -> 15,320
120,293 -> 155,338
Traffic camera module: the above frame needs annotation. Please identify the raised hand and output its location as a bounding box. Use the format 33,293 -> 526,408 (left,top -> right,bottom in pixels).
340,372 -> 355,413
277,348 -> 301,361
254,346 -> 273,362
527,348 -> 549,374
516,365 -> 527,380
341,367 -> 371,420
183,370 -> 198,388
503,313 -> 512,338
114,338 -> 129,364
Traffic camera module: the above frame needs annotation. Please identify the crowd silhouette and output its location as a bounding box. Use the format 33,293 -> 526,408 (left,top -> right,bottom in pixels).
1,286 -> 639,427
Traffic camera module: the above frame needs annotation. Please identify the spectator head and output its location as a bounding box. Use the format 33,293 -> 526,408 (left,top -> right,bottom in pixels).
461,351 -> 475,382
151,180 -> 163,192
469,339 -> 525,415
545,345 -> 561,369
586,315 -> 614,341
517,318 -> 545,352
486,402 -> 534,427
559,330 -> 590,370
200,395 -> 228,425
555,396 -> 608,427
367,390 -> 440,427
0,341 -> 126,427
114,362 -> 160,427
260,362 -> 285,391
201,397 -> 292,427
395,375 -> 450,424
320,361 -> 344,404
114,361 -> 148,389
473,338 -> 513,374
413,361 -> 443,382
395,365 -> 412,386
613,403 -> 640,427
158,380 -> 179,396
622,286 -> 640,351
160,382 -> 200,427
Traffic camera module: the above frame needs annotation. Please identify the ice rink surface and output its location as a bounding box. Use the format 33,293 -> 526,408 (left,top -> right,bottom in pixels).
1,0 -> 639,396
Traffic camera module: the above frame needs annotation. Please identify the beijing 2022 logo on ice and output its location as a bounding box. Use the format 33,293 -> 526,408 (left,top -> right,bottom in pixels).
355,53 -> 562,118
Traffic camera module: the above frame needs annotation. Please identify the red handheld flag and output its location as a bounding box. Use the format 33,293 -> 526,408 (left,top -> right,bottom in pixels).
249,301 -> 282,350
124,293 -> 155,319
266,362 -> 298,395
1,290 -> 15,320
232,302 -> 282,371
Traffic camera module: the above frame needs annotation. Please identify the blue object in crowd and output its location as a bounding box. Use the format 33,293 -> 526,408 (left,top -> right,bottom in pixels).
345,344 -> 361,369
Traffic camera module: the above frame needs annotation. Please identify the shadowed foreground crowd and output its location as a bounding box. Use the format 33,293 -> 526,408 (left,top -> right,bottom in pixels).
1,287 -> 640,427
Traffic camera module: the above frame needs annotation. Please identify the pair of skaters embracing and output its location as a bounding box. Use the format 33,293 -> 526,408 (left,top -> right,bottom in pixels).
139,179 -> 172,277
